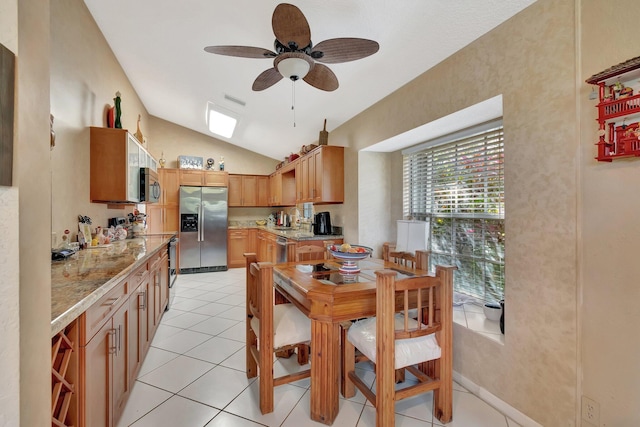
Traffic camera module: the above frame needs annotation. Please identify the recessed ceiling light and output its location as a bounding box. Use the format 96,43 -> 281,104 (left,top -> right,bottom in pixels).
206,102 -> 238,138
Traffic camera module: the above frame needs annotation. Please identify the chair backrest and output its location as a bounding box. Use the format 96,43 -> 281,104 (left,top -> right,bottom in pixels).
323,240 -> 335,259
245,254 -> 273,332
374,269 -> 442,343
296,245 -> 326,262
383,243 -> 430,271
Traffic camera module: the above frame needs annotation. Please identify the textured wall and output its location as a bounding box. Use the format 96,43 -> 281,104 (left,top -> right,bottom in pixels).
148,116 -> 277,175
17,0 -> 51,425
330,0 -> 578,424
580,1 -> 640,426
49,0 -> 278,237
50,0 -> 149,236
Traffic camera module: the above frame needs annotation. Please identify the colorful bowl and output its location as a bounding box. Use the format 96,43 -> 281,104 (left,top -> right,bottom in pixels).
328,245 -> 373,261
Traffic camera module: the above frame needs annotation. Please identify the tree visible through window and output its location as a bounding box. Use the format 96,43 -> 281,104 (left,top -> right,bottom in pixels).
403,122 -> 504,303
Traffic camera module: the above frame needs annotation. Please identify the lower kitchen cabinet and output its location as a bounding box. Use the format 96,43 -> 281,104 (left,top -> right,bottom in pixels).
228,228 -> 258,268
128,269 -> 150,383
82,297 -> 129,427
76,247 -> 169,427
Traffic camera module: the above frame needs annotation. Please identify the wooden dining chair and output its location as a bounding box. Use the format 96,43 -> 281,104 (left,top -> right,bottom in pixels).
244,253 -> 312,414
382,242 -> 430,270
295,245 -> 327,262
342,266 -> 455,427
323,240 -> 335,259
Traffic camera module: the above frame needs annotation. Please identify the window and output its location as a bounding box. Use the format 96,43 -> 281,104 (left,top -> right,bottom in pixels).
402,120 -> 504,303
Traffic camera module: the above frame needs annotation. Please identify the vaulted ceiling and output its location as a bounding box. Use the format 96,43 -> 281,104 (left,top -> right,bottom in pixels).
84,0 -> 537,160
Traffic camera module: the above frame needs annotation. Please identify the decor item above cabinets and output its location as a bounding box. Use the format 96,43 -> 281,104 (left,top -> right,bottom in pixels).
586,56 -> 640,162
89,127 -> 157,204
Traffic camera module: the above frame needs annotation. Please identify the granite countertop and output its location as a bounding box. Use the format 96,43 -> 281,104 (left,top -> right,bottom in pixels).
228,224 -> 343,241
51,234 -> 175,337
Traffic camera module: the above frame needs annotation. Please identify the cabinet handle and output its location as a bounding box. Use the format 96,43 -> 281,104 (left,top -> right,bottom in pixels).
139,290 -> 146,310
104,297 -> 119,307
117,324 -> 122,355
108,329 -> 117,354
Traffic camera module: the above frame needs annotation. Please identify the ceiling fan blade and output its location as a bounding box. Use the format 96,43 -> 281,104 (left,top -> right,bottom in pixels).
204,45 -> 276,59
311,38 -> 379,64
303,63 -> 339,92
252,67 -> 284,91
272,3 -> 311,49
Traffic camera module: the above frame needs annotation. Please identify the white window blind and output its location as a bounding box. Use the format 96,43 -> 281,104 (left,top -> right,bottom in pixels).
402,123 -> 505,302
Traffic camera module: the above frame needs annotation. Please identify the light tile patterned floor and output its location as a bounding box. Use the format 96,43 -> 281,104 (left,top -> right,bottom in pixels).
117,268 -> 518,427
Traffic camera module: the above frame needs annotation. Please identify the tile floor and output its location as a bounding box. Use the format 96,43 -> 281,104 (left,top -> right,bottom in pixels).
117,268 -> 519,427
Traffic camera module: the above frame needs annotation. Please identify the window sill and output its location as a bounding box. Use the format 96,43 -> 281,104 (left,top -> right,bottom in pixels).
453,302 -> 504,345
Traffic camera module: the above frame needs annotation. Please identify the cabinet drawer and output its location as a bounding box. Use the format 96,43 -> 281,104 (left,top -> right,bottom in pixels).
82,279 -> 128,345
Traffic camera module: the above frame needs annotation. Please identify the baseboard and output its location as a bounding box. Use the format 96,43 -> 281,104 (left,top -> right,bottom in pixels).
453,370 -> 543,427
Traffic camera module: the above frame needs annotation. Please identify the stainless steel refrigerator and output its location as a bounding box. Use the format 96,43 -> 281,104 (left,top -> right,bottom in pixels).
179,186 -> 228,273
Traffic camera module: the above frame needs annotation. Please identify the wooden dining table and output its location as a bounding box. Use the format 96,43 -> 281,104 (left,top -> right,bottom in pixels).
272,256 -> 445,425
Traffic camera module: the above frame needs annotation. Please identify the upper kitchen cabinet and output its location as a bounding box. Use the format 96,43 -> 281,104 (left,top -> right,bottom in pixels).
229,174 -> 270,207
158,168 -> 179,205
297,145 -> 344,204
90,127 -> 156,204
269,166 -> 296,207
179,169 -> 229,187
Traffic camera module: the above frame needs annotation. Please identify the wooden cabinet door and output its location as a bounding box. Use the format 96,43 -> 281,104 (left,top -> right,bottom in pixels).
179,170 -> 203,186
228,175 -> 243,206
257,176 -> 269,207
83,317 -> 113,427
159,168 -> 179,205
242,175 -> 258,206
128,280 -> 149,382
147,205 -> 179,234
160,254 -> 169,313
248,229 -> 258,253
270,172 -> 282,206
300,156 -> 311,202
228,229 -> 249,268
111,301 -> 130,424
146,204 -> 164,234
203,171 -> 229,187
312,149 -> 321,202
164,205 -> 179,233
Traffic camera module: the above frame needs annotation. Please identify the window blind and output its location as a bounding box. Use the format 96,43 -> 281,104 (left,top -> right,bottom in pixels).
402,123 -> 505,302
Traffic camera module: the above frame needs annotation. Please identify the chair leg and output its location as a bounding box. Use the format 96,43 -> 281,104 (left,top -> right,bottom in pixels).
297,344 -> 309,365
258,349 -> 274,414
340,323 -> 356,398
395,368 -> 405,384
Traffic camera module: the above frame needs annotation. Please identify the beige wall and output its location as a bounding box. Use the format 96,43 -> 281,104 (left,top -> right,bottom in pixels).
16,0 -> 51,425
332,0 -> 579,424
0,1 -> 20,425
49,0 -> 277,239
17,0 -> 640,426
148,116 -> 278,174
580,1 -> 640,426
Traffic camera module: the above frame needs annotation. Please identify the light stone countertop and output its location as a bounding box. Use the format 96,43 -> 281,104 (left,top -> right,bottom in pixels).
51,234 -> 175,337
227,224 -> 343,241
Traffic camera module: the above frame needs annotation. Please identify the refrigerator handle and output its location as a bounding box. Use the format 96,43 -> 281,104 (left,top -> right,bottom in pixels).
200,203 -> 204,242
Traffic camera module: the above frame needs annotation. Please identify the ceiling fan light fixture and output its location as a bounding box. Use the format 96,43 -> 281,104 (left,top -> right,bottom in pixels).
275,53 -> 313,81
206,102 -> 238,138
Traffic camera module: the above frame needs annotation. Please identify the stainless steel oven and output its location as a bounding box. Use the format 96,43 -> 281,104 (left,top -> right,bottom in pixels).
166,236 -> 178,310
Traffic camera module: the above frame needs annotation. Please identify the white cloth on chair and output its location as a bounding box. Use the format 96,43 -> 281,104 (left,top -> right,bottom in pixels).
347,313 -> 441,369
251,304 -> 311,349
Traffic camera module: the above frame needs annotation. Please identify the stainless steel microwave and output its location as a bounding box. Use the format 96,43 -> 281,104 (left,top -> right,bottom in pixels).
139,167 -> 161,203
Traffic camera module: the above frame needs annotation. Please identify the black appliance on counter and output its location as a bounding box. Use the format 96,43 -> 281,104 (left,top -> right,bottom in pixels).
313,212 -> 332,235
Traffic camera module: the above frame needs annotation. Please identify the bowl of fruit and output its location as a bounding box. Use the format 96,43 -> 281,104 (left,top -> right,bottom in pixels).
328,244 -> 372,274
328,243 -> 373,260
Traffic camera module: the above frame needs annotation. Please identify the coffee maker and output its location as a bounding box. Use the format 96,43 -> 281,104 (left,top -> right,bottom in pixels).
313,212 -> 332,235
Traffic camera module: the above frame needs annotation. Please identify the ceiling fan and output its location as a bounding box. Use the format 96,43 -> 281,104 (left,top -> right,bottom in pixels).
204,3 -> 379,92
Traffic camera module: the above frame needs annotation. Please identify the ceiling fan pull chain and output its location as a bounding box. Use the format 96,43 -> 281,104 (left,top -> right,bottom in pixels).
291,80 -> 296,127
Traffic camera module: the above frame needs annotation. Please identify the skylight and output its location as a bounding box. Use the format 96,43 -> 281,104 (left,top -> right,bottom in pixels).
206,102 -> 238,138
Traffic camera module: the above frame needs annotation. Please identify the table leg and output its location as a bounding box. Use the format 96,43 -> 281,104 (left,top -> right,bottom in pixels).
310,319 -> 340,425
